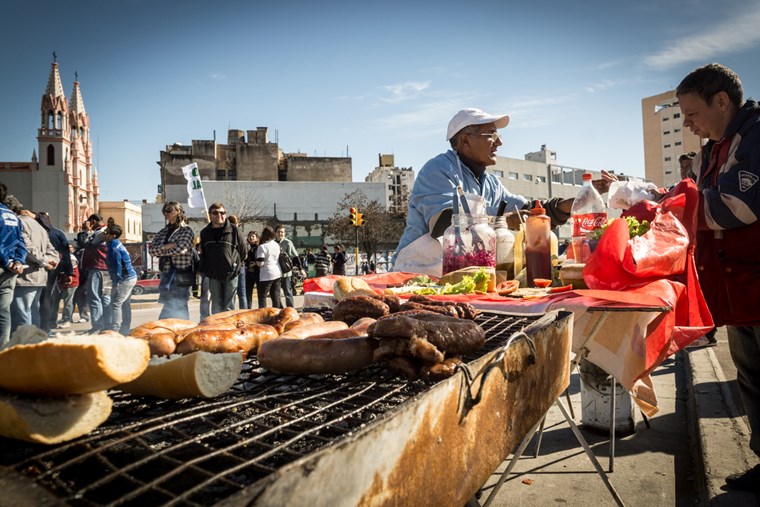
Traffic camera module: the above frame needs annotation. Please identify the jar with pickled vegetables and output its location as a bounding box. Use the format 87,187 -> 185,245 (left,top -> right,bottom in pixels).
442,213 -> 496,275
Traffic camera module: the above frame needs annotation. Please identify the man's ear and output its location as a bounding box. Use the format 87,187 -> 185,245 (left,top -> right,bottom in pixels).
714,91 -> 731,111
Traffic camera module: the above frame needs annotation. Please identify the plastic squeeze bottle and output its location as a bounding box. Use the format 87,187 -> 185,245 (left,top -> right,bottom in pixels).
570,173 -> 607,263
525,200 -> 552,287
492,215 -> 515,279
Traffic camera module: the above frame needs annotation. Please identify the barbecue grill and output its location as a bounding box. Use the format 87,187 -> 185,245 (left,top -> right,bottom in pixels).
0,309 -> 572,506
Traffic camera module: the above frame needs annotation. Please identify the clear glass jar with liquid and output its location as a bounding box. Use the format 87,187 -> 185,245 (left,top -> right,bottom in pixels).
442,213 -> 496,275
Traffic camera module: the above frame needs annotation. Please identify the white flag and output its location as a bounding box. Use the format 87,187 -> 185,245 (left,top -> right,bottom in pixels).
181,163 -> 206,209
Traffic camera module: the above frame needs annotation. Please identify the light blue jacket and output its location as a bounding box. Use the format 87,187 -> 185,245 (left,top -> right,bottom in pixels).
392,150 -> 527,265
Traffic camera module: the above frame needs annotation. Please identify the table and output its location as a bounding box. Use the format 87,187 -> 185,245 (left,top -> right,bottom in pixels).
303,272 -> 710,416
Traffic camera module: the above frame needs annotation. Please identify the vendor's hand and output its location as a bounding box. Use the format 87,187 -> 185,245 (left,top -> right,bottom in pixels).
593,170 -> 618,194
505,210 -> 528,230
10,261 -> 24,275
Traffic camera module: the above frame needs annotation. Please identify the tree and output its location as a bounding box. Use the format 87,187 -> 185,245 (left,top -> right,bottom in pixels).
221,186 -> 270,231
323,190 -> 406,264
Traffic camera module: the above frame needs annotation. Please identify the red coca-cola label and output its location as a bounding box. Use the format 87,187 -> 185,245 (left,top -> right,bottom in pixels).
572,212 -> 607,236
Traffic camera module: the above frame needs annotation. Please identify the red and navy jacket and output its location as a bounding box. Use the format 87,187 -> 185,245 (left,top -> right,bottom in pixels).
692,99 -> 760,326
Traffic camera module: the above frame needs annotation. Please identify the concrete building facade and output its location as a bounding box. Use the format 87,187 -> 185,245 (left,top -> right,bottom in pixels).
99,200 -> 143,243
642,90 -> 704,187
158,129 -> 352,201
0,60 -> 98,233
365,154 -> 414,214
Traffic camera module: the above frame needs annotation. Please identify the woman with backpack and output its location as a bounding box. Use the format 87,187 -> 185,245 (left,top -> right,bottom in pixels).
149,201 -> 196,319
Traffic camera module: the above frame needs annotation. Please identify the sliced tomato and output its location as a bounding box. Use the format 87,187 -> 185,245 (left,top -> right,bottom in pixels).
532,278 -> 552,288
549,284 -> 573,293
496,280 -> 520,296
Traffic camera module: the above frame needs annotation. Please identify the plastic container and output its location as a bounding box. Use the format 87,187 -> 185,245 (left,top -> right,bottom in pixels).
513,225 -> 524,279
571,173 -> 607,263
441,213 -> 496,275
525,201 -> 552,287
492,215 -> 515,279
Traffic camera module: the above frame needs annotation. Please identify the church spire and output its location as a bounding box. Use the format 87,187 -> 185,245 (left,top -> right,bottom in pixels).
45,60 -> 65,99
70,76 -> 86,115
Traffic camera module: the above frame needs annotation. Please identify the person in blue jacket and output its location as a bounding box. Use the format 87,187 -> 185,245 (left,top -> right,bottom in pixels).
0,182 -> 26,346
104,223 -> 137,335
391,108 -> 614,268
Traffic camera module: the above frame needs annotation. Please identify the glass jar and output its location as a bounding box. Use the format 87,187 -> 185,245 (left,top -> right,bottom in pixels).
442,213 -> 496,275
492,216 -> 515,278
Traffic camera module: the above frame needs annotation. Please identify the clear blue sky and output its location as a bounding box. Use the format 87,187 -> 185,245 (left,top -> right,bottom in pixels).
2,0 -> 759,201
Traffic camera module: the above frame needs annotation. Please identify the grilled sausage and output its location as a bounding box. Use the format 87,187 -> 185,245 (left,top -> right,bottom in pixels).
130,319 -> 199,356
276,321 -> 350,340
407,295 -> 478,320
176,324 -> 279,356
332,296 -> 390,324
283,312 -> 325,331
257,336 -> 378,375
369,313 -> 485,356
398,301 -> 459,318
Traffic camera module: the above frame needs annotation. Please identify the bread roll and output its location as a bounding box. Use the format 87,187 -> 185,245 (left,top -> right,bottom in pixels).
333,276 -> 378,300
0,334 -> 150,396
0,390 -> 112,444
118,351 -> 243,399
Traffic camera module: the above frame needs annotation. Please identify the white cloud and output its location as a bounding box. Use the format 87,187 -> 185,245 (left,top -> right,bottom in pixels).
584,79 -> 626,93
209,73 -> 228,80
379,81 -> 431,104
643,5 -> 760,69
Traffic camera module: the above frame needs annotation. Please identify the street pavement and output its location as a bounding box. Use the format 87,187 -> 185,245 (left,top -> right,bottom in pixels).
55,299 -> 759,506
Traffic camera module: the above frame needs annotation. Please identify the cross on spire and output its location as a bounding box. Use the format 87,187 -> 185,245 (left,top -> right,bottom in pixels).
52,51 -> 57,63
75,70 -> 78,82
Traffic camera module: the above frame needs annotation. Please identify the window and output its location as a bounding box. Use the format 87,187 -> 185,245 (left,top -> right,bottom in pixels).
523,174 -> 533,181
675,141 -> 682,146
216,169 -> 226,180
508,172 -> 518,180
47,145 -> 55,166
662,117 -> 670,121
664,157 -> 672,162
673,113 -> 681,119
663,130 -> 670,135
674,128 -> 681,133
664,144 -> 671,148
491,169 -> 504,177
537,175 -> 546,183
665,170 -> 672,175
228,170 -> 237,181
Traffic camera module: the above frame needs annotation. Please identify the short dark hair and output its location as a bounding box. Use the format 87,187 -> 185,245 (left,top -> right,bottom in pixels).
4,195 -> 23,213
0,182 -> 7,203
275,224 -> 286,233
678,152 -> 697,163
106,224 -> 123,238
88,213 -> 102,223
208,202 -> 225,213
676,63 -> 743,108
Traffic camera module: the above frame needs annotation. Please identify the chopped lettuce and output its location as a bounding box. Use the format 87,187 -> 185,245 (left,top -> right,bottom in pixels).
441,277 -> 476,295
471,267 -> 490,293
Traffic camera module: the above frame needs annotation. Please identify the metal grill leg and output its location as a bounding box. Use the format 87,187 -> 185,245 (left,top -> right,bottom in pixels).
555,398 -> 625,507
610,376 -> 616,473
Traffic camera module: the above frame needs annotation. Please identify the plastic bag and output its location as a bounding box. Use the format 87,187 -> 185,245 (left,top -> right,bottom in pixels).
607,179 -> 660,210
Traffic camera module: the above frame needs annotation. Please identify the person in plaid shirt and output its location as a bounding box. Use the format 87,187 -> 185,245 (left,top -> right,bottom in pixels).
149,202 -> 196,319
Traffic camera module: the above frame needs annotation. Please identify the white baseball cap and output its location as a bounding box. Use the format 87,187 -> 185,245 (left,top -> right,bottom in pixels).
446,108 -> 510,141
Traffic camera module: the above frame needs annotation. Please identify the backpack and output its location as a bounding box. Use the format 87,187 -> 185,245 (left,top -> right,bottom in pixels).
278,251 -> 293,275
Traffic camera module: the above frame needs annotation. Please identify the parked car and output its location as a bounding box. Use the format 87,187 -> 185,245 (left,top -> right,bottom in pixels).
132,271 -> 161,295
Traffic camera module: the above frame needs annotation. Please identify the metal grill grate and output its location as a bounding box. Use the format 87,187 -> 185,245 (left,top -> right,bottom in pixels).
0,310 -> 541,506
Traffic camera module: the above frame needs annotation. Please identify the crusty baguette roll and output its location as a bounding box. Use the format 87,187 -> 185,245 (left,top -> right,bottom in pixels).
0,390 -> 112,444
333,276 -> 378,300
118,351 -> 243,399
0,334 -> 150,396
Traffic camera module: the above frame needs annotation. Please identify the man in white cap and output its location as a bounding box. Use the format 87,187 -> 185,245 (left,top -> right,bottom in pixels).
391,108 -> 613,269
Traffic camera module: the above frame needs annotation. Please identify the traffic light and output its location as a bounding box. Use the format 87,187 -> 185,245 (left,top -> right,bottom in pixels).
355,213 -> 364,226
349,207 -> 358,226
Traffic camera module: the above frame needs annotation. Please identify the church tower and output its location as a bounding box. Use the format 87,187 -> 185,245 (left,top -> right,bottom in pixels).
32,57 -> 96,232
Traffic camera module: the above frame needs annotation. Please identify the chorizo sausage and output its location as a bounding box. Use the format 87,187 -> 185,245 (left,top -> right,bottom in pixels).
257,336 -> 378,375
276,321 -> 349,340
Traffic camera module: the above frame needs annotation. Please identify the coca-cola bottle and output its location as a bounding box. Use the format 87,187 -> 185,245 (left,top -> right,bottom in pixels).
570,173 -> 607,263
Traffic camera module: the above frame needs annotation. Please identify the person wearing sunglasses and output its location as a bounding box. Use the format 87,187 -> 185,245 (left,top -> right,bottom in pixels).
199,202 -> 247,314
149,201 -> 195,319
391,108 -> 615,273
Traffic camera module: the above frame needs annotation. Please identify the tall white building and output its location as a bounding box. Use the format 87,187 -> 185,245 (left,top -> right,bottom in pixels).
365,154 -> 414,214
